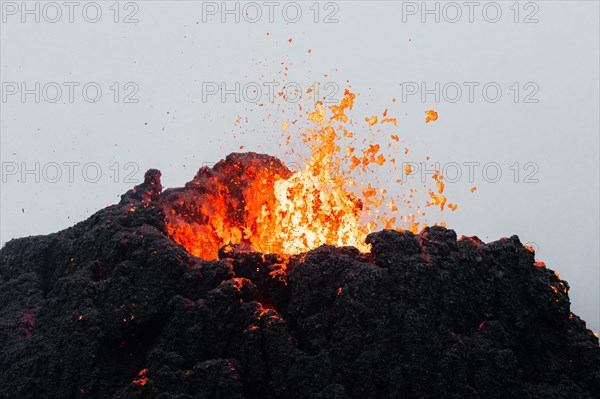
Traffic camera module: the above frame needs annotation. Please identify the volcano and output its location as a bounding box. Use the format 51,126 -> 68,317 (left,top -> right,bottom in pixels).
1,152 -> 599,399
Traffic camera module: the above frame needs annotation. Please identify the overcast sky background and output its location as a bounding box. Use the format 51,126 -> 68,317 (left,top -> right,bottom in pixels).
1,1 -> 599,332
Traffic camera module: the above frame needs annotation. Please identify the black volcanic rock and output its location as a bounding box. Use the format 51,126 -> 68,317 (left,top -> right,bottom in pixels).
1,158 -> 599,399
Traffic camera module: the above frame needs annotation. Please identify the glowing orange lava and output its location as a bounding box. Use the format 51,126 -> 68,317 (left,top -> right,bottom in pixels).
164,87 -> 458,259
132,369 -> 148,386
425,109 -> 438,123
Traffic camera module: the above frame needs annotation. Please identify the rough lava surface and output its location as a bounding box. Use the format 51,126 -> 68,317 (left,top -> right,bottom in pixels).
1,153 -> 599,399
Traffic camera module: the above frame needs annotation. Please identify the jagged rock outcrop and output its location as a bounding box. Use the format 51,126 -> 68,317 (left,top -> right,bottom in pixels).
1,154 -> 599,399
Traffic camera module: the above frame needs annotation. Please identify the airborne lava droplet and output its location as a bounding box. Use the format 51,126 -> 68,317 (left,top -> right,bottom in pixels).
365,116 -> 378,126
425,110 -> 438,123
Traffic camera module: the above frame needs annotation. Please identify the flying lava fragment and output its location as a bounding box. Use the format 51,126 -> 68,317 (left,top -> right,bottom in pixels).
425,110 -> 438,123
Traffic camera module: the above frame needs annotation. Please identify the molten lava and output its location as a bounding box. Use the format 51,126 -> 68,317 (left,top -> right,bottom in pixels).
163,89 -> 456,259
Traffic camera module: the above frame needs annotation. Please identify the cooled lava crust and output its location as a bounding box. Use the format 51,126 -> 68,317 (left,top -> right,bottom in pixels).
1,153 -> 599,399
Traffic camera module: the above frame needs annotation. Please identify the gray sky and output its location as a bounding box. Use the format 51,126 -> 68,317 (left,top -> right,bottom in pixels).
1,1 -> 599,332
